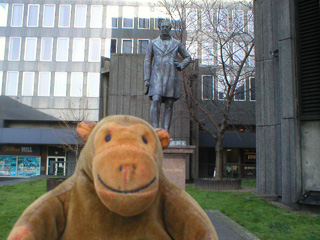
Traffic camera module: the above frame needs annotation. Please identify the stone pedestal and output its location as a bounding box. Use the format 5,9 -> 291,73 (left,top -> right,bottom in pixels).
162,146 -> 195,190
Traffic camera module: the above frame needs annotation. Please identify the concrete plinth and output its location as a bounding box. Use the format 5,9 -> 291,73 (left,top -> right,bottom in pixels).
162,146 -> 195,190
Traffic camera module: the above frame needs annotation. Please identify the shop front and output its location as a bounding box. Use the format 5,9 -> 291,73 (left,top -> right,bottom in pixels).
0,145 -> 41,177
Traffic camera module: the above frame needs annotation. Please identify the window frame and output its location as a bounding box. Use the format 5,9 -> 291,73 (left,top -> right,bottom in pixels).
234,79 -> 246,101
70,72 -> 84,97
8,37 -> 21,61
0,3 -> 9,27
74,5 -> 87,28
201,42 -> 214,66
0,71 -> 3,95
121,39 -> 133,54
42,4 -> 55,28
122,6 -> 135,29
6,71 -> 19,96
38,72 -> 51,97
11,4 -> 24,27
232,9 -> 244,32
22,72 -> 35,96
86,72 -> 100,97
201,75 -> 214,100
58,4 -> 71,28
137,39 -> 150,54
216,9 -> 228,33
138,6 -> 150,29
56,38 -> 70,62
0,37 -> 5,61
105,38 -> 117,58
90,5 -> 103,28
249,77 -> 256,101
54,72 -> 67,97
72,38 -> 85,62
24,37 -> 37,61
88,38 -> 101,62
217,74 -> 228,101
40,37 -> 53,62
27,4 -> 40,27
106,6 -> 118,29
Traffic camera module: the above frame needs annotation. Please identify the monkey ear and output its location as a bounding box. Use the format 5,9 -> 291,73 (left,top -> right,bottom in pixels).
76,121 -> 97,142
155,129 -> 170,149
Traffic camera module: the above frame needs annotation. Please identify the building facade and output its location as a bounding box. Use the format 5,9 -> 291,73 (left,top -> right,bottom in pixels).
0,0 -> 255,179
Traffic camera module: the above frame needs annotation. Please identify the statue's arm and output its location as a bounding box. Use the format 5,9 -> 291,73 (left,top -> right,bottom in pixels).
177,43 -> 192,70
144,42 -> 154,82
7,192 -> 68,240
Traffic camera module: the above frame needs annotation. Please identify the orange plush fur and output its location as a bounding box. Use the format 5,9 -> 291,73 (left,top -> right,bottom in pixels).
8,115 -> 218,240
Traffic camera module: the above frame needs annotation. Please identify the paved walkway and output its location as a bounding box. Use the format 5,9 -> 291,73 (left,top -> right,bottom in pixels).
0,176 -> 260,240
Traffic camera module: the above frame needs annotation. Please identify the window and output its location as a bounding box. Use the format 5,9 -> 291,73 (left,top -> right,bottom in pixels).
43,4 -> 55,27
0,4 -> 8,27
6,72 -> 19,96
24,38 -> 37,61
247,10 -> 254,33
59,5 -> 71,27
201,75 -> 213,100
217,75 -> 227,100
233,42 -> 245,66
11,4 -> 24,27
56,38 -> 69,62
72,38 -> 85,62
248,46 -> 255,67
123,6 -> 134,28
249,77 -> 255,101
0,71 -> 2,95
27,4 -> 39,27
38,72 -> 51,96
88,38 -> 101,62
106,6 -> 118,28
75,5 -> 87,28
70,72 -> 83,97
87,73 -> 100,97
0,37 -> 5,60
234,79 -> 246,101
22,72 -> 35,96
54,72 -> 67,96
187,41 -> 198,59
122,39 -> 133,54
233,10 -> 244,32
138,6 -> 150,29
186,8 -> 197,31
90,5 -> 103,28
9,37 -> 21,61
105,39 -> 117,58
217,9 -> 228,32
138,39 -> 149,54
40,38 -> 53,61
201,42 -> 213,65
154,7 -> 170,29
217,42 -> 230,65
201,9 -> 213,32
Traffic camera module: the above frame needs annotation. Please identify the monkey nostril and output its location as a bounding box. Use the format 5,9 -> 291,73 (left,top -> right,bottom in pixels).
119,165 -> 123,172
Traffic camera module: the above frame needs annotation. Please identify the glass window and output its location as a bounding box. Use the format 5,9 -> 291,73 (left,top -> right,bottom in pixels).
248,46 -> 255,67
9,37 -> 21,61
0,37 -> 5,60
11,4 -> 24,27
59,5 -> 71,27
43,4 -> 55,27
56,38 -> 69,62
75,5 -> 87,28
201,42 -> 213,65
38,72 -> 51,96
106,6 -> 118,28
54,72 -> 67,96
187,41 -> 197,59
234,79 -> 246,101
88,38 -> 101,62
248,10 -> 254,33
122,39 -> 133,54
24,38 -> 37,61
105,38 -> 117,58
90,5 -> 103,28
0,71 -> 2,95
6,72 -> 19,96
217,9 -> 228,32
123,6 -> 134,28
138,6 -> 150,29
70,72 -> 83,97
22,72 -> 35,96
217,75 -> 227,100
233,42 -> 245,65
233,10 -> 244,32
72,38 -> 85,62
27,4 -> 39,27
40,37 -> 53,61
186,8 -> 197,31
0,4 -> 9,27
138,39 -> 149,54
201,75 -> 213,100
201,9 -> 213,32
217,42 -> 229,65
249,77 -> 256,101
87,72 -> 100,97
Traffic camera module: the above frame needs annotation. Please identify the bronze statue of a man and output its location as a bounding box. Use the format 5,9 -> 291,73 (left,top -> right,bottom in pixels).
144,19 -> 191,131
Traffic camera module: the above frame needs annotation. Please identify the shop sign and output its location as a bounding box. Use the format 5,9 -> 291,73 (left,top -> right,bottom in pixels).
0,145 -> 40,155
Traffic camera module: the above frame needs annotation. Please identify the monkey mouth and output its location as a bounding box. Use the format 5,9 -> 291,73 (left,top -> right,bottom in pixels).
97,174 -> 156,194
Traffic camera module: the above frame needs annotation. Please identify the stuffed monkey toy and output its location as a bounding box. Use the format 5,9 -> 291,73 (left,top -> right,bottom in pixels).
8,115 -> 218,240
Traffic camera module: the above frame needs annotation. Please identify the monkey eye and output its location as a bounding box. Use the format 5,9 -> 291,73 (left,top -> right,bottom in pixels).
105,134 -> 111,142
142,136 -> 148,144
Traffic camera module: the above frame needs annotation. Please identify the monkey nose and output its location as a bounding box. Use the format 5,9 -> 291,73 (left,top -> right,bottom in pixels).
120,165 -> 136,187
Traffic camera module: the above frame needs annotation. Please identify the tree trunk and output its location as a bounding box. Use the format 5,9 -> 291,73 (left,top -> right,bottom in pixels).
215,137 -> 224,180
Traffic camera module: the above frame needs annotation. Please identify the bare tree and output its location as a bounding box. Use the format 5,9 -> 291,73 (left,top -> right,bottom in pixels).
158,0 -> 255,179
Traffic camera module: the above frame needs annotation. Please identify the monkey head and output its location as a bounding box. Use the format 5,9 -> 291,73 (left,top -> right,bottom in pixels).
76,116 -> 170,217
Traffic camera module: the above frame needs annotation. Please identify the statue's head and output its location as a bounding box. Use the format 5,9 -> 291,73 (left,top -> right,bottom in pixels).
159,19 -> 172,36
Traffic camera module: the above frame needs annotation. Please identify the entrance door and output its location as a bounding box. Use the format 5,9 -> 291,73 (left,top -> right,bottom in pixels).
47,157 -> 66,176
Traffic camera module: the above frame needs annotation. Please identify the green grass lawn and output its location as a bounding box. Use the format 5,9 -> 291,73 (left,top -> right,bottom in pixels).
0,179 -> 319,240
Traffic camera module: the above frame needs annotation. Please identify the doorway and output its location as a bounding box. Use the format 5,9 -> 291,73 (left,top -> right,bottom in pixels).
46,157 -> 66,176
